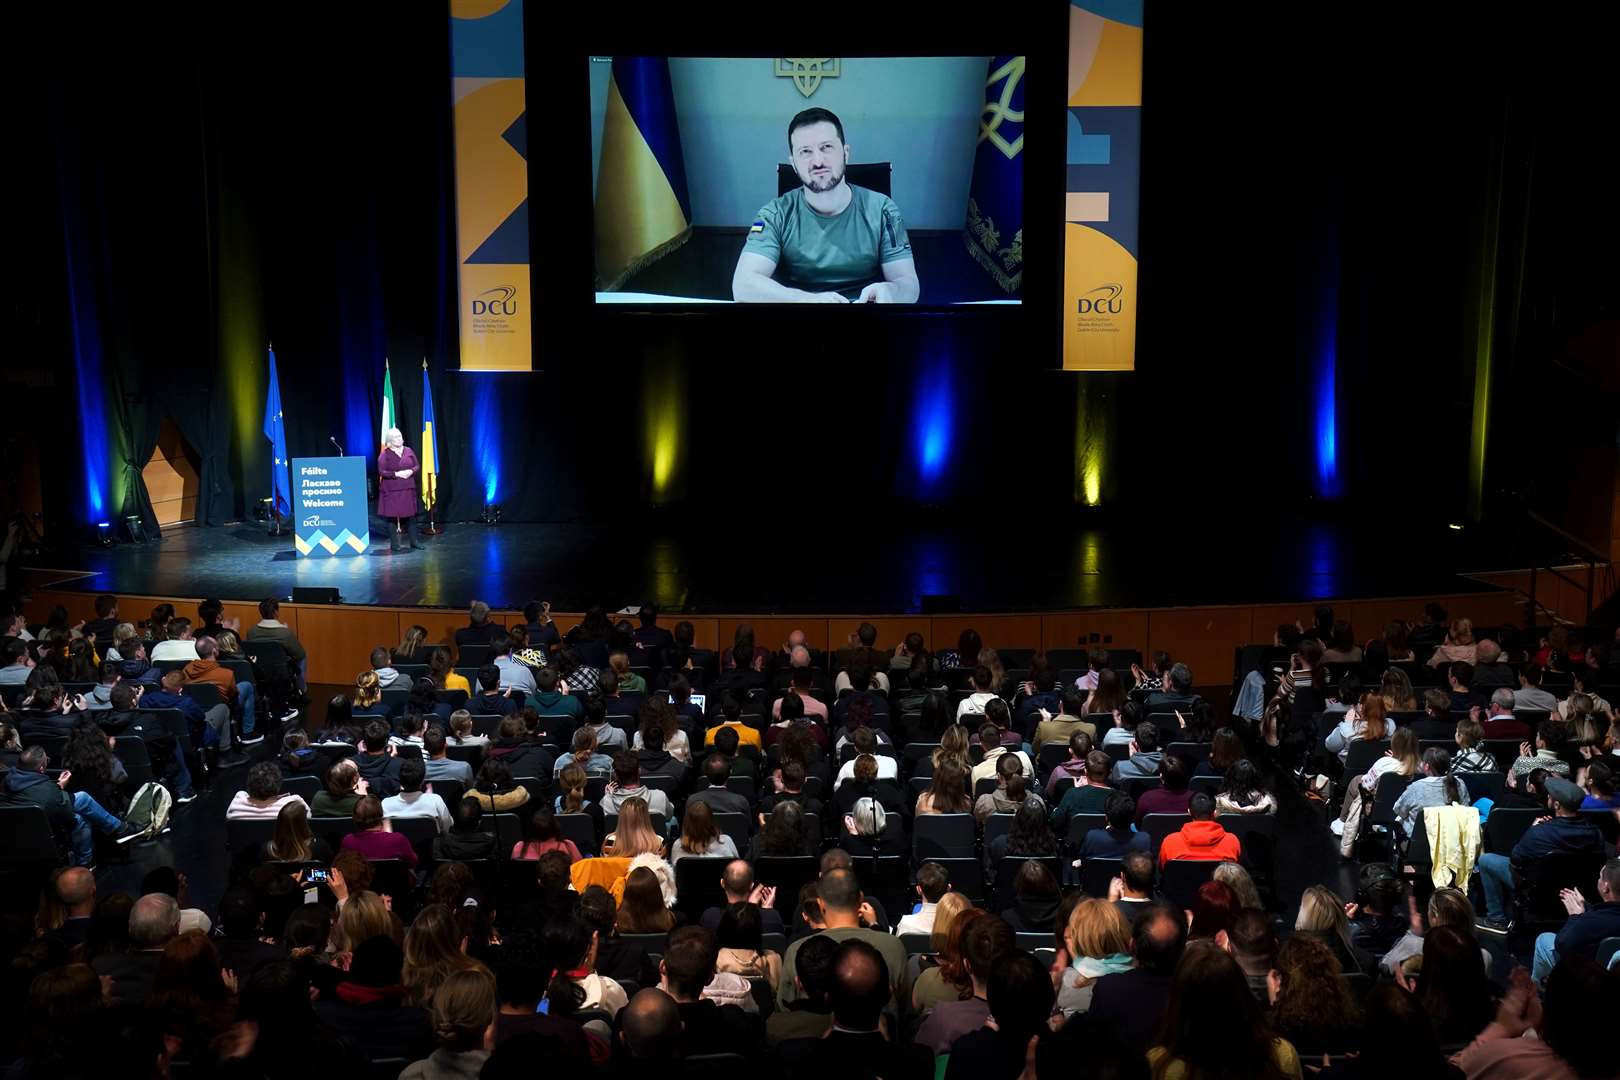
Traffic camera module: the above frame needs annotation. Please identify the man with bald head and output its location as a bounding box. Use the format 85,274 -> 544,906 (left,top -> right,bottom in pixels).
700,859 -> 784,934
48,866 -> 97,948
773,636 -> 828,692
619,987 -> 684,1064
782,940 -> 931,1080
1088,903 -> 1187,1052
777,868 -> 905,1006
93,892 -> 180,1006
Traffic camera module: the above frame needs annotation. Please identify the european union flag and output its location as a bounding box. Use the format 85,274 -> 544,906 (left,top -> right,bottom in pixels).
263,347 -> 291,517
594,57 -> 692,290
964,55 -> 1025,295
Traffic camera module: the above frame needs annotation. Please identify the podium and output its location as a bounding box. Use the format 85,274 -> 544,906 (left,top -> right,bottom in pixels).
291,456 -> 371,557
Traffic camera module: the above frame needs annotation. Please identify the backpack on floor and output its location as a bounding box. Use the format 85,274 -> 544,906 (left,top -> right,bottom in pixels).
123,781 -> 173,839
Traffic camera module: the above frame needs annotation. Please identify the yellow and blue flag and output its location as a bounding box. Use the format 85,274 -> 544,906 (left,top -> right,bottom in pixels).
965,55 -> 1026,295
420,359 -> 439,513
263,347 -> 291,516
594,57 -> 692,290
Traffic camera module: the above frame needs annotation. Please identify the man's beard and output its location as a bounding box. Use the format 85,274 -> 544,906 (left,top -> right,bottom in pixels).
803,166 -> 844,194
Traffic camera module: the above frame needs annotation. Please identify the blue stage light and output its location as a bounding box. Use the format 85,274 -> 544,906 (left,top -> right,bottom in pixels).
911,352 -> 954,496
1313,286 -> 1340,499
471,375 -> 501,505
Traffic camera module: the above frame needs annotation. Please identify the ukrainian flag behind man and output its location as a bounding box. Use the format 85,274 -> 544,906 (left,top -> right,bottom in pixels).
964,55 -> 1026,295
420,359 -> 438,514
594,57 -> 692,290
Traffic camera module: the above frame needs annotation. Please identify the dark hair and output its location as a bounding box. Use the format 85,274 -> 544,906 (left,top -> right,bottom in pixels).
1416,924 -> 1494,1045
715,901 -> 763,951
398,757 -> 426,793
794,933 -> 839,1003
246,761 -> 282,802
1220,759 -> 1264,806
661,926 -> 719,999
1131,904 -> 1186,975
1187,791 -> 1216,820
987,951 -> 1056,1044
1156,941 -> 1290,1079
1104,790 -> 1137,832
828,938 -> 889,1030
1006,799 -> 1056,856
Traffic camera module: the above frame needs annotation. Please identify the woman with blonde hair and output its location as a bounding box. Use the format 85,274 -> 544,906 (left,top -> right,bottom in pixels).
1055,898 -> 1133,1015
1295,885 -> 1371,975
353,670 -> 385,714
931,724 -> 972,774
401,903 -> 488,1007
1426,616 -> 1475,667
603,796 -> 665,860
266,799 -> 333,864
1336,725 -> 1420,853
447,709 -> 487,747
334,890 -> 396,954
1379,667 -> 1417,713
394,624 -> 429,665
107,622 -> 139,662
402,968 -> 498,1080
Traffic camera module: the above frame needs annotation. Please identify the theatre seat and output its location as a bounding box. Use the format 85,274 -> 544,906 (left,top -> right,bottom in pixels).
776,161 -> 891,198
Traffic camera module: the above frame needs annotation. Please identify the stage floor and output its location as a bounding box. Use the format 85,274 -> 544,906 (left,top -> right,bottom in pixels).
27,510 -> 1532,614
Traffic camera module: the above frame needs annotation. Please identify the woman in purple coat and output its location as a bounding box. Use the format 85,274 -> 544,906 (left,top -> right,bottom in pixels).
377,427 -> 421,552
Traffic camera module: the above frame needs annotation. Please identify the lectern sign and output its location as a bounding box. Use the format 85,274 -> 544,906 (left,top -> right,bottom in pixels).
291,456 -> 369,557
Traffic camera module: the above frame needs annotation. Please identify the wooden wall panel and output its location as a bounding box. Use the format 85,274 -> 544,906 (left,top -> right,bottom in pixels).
220,602 -> 267,639
297,606 -> 400,685
929,615 -> 1044,654
1147,608 -> 1255,686
1041,610 -> 1150,654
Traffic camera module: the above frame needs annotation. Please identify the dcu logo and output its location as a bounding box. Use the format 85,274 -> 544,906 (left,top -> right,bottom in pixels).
472,286 -> 518,316
1077,283 -> 1124,314
301,515 -> 331,528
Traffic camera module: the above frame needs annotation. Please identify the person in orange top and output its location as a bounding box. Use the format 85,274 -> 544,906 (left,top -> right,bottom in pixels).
181,636 -> 237,704
1157,792 -> 1242,868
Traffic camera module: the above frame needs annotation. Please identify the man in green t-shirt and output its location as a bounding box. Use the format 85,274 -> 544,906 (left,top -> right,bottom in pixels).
732,107 -> 920,304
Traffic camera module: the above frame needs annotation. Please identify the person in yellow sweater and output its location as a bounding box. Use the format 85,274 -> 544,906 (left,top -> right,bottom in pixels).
705,698 -> 762,752
429,647 -> 470,694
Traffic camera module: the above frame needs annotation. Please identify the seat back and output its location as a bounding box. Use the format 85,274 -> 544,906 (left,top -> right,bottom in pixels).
673,855 -> 732,921
112,735 -> 155,787
1367,775 -> 1415,826
308,816 -> 356,851
281,774 -> 322,803
1141,813 -> 1191,854
753,856 -> 818,915
1457,771 -> 1505,804
1342,739 -> 1391,778
1065,812 -> 1108,852
1079,857 -> 1125,898
710,811 -> 751,854
1160,858 -> 1221,910
913,812 -> 976,859
225,817 -> 278,854
930,856 -> 986,903
1484,807 -> 1542,854
555,813 -> 598,857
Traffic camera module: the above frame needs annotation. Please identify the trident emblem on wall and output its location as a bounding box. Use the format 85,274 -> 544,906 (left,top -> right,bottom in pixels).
775,57 -> 841,97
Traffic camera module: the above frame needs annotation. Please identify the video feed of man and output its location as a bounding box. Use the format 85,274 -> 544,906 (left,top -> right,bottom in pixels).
590,56 -> 1024,305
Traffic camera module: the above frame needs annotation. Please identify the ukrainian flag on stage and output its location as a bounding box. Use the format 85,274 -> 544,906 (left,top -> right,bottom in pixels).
965,55 -> 1026,295
263,347 -> 291,517
420,359 -> 438,514
594,57 -> 692,291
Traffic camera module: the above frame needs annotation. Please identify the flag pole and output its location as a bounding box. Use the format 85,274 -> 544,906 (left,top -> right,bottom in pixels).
421,356 -> 441,536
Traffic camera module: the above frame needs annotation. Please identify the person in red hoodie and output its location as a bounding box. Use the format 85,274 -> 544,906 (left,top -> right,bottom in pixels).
1157,792 -> 1242,868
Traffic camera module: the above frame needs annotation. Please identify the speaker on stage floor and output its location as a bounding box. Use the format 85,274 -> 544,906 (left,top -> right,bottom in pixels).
292,587 -> 342,605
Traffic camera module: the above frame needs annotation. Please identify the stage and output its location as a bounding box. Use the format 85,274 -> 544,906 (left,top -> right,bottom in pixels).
31,509 -> 1534,616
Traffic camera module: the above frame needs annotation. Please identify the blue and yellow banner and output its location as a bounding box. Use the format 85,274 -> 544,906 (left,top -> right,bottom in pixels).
420,359 -> 439,512
965,56 -> 1025,295
594,57 -> 692,290
1064,0 -> 1143,371
450,0 -> 531,371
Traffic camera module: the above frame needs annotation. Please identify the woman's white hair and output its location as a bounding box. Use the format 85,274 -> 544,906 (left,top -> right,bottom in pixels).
384,427 -> 403,444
